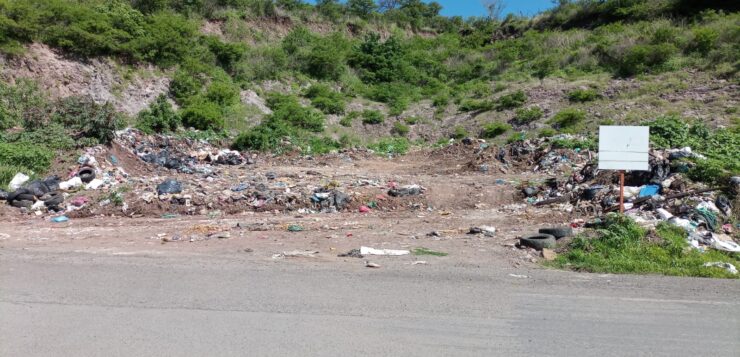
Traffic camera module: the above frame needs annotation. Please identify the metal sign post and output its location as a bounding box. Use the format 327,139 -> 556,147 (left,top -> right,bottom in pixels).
598,126 -> 650,213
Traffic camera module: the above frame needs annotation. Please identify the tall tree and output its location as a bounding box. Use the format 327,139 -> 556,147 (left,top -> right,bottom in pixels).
347,0 -> 377,17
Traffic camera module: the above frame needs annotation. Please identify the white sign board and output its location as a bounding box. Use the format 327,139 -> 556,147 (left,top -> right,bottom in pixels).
598,126 -> 649,171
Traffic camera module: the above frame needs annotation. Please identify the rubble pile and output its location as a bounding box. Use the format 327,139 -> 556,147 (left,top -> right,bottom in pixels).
0,129 -> 430,217
115,128 -> 247,174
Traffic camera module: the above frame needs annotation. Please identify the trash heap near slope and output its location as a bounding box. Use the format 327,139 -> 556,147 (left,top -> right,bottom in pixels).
457,135 -> 739,253
0,129 -> 428,217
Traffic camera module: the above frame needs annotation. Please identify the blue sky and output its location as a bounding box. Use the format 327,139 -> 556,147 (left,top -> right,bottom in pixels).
436,0 -> 555,17
305,1 -> 556,18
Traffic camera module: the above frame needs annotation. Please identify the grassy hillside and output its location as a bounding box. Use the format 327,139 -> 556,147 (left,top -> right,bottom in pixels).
0,0 -> 738,184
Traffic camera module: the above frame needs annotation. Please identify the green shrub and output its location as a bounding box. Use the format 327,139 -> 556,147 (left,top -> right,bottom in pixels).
496,90 -> 527,111
392,122 -> 410,136
404,116 -> 420,125
0,79 -> 48,130
538,128 -> 557,137
181,100 -> 224,130
50,97 -> 123,144
691,27 -> 719,54
568,88 -> 601,102
0,142 -> 53,174
615,43 -> 676,76
368,137 -> 409,155
459,99 -> 495,112
548,108 -> 585,131
232,118 -> 291,152
305,84 -> 345,114
205,81 -> 240,106
136,95 -> 180,134
169,70 -> 204,104
451,125 -> 469,139
349,34 -> 408,84
688,159 -> 728,185
361,109 -> 384,125
506,132 -> 526,143
17,123 -> 76,150
648,116 -> 691,148
432,93 -> 449,107
481,122 -> 511,138
311,96 -> 345,115
513,107 -> 543,125
340,111 -> 360,127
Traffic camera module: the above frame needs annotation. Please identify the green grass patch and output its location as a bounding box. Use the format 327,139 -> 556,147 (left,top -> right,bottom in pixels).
413,247 -> 448,257
550,214 -> 739,279
367,137 -> 409,155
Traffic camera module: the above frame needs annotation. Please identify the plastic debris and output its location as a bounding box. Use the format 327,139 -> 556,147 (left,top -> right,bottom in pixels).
8,173 -> 29,190
388,184 -> 423,197
638,184 -> 660,197
365,261 -> 381,268
287,225 -> 304,232
273,250 -> 318,259
703,262 -> 738,275
157,179 -> 182,195
59,177 -> 83,190
51,216 -> 69,223
360,246 -> 410,256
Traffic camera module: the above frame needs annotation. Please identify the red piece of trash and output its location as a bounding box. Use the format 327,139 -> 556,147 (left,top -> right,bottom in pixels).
359,205 -> 370,213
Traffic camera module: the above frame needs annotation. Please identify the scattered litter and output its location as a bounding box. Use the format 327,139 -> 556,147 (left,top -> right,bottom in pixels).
287,225 -> 304,232
338,248 -> 363,258
469,226 -> 496,237
157,179 -> 182,195
273,250 -> 319,259
8,173 -> 29,190
51,216 -> 69,223
388,184 -> 423,197
360,246 -> 410,256
365,261 -> 381,268
703,262 -> 738,275
509,274 -> 529,278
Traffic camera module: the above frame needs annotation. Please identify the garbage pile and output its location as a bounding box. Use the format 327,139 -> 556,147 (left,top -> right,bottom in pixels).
502,139 -> 739,253
114,128 -> 246,174
0,150 -> 127,214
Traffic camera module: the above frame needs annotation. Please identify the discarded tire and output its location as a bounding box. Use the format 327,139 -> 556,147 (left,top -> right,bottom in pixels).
10,199 -> 33,208
40,192 -> 64,207
77,167 -> 96,183
538,227 -> 573,239
520,234 -> 556,250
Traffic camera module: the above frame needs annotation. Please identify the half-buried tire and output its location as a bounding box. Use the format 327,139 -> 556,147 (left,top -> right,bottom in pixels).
538,227 -> 573,239
520,234 -> 556,250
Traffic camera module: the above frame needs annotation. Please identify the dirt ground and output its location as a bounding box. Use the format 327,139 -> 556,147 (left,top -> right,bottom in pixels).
0,146 -> 579,269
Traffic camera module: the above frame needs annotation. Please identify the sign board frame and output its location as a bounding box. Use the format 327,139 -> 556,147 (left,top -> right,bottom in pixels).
598,126 -> 649,171
598,126 -> 650,213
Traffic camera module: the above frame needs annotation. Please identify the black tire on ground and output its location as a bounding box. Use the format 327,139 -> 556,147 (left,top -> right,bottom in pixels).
538,227 -> 573,239
520,234 -> 556,250
10,199 -> 33,208
40,192 -> 64,207
13,193 -> 36,202
6,189 -> 29,202
78,167 -> 95,183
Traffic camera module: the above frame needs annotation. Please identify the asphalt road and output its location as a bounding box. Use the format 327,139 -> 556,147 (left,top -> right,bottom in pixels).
1,250 -> 738,357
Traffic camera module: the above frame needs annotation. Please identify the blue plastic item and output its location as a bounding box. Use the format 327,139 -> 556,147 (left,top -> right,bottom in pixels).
51,216 -> 69,223
638,184 -> 661,198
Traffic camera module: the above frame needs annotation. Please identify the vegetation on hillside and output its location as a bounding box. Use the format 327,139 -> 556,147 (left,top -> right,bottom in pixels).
0,0 -> 738,184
